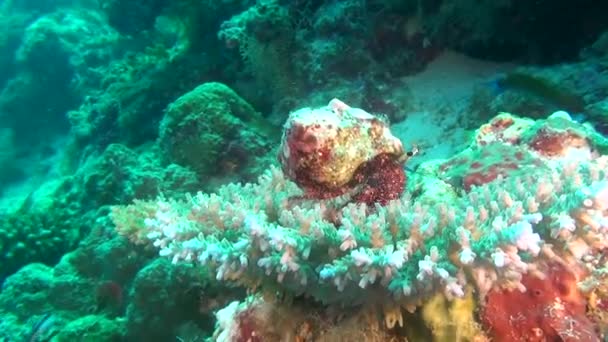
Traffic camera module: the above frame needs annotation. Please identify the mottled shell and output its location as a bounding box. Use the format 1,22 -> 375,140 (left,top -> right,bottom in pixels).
279,99 -> 404,191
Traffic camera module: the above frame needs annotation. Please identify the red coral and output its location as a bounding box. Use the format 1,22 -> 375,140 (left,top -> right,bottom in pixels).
527,127 -> 589,157
476,116 -> 515,145
440,143 -> 542,191
475,114 -> 529,146
462,162 -> 519,191
481,262 -> 599,342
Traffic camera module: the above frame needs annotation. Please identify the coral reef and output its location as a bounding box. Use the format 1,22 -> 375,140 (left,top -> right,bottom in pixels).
112,107 -> 608,340
1,8 -> 121,144
421,0 -> 608,63
440,111 -> 608,191
469,59 -> 608,135
158,82 -> 276,184
1,0 -> 608,340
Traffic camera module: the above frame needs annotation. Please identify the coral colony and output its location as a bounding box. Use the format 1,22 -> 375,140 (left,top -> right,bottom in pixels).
112,99 -> 608,341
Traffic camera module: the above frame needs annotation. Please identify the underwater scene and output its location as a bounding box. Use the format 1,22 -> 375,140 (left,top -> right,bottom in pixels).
2,0 -> 608,341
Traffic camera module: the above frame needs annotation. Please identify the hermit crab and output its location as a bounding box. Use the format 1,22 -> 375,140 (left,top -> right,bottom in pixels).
278,99 -> 418,206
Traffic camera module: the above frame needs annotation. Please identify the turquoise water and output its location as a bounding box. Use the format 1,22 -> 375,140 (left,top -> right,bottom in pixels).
1,1 -> 607,341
